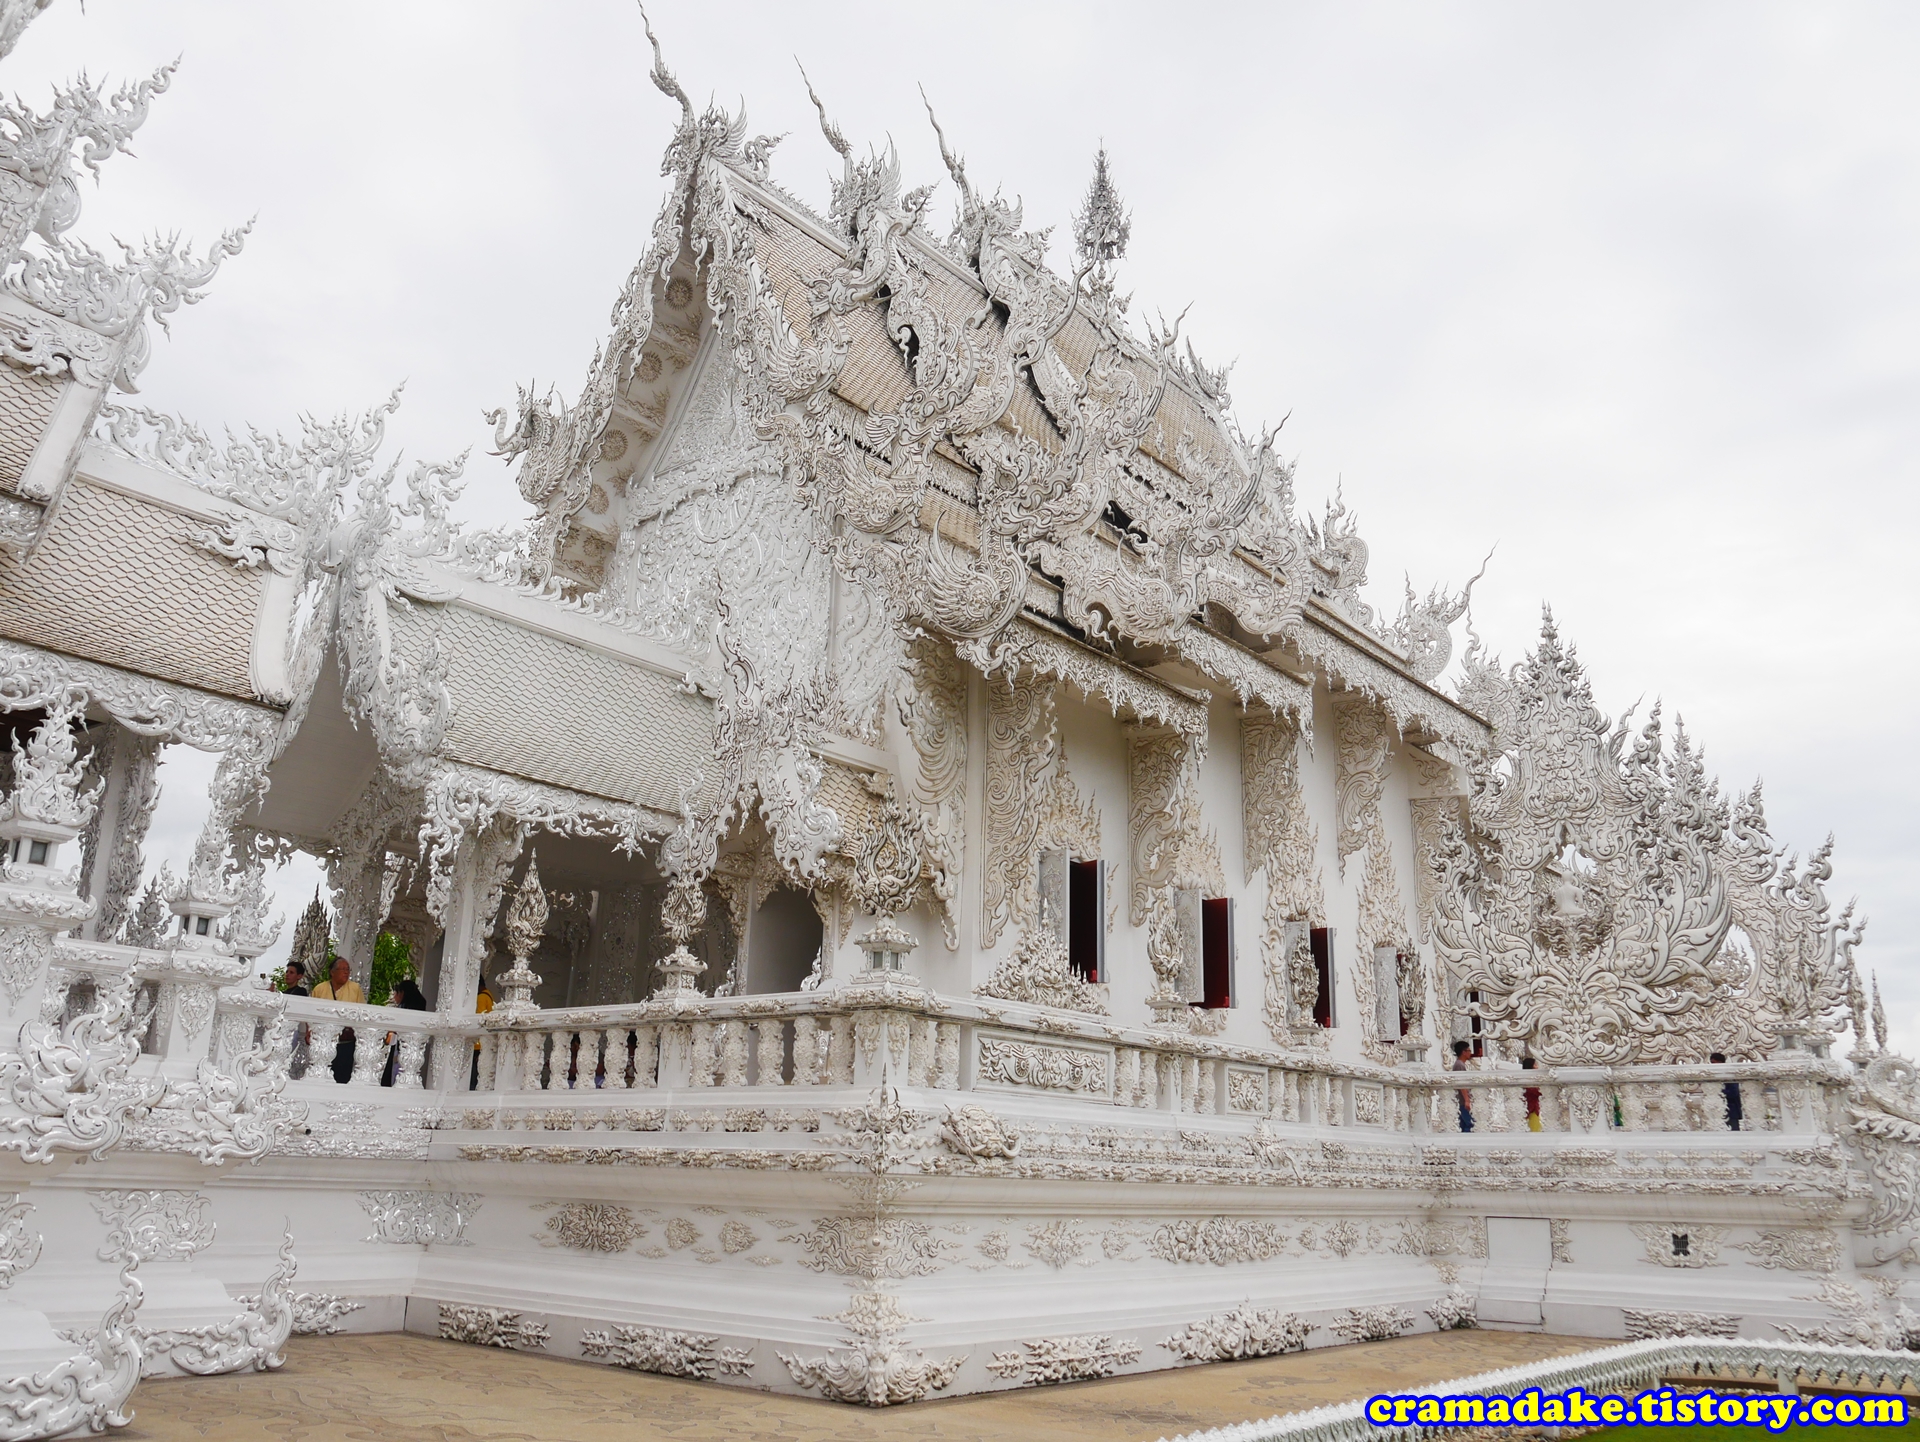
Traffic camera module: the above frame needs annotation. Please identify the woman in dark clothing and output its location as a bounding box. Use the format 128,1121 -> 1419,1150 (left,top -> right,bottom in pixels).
381,978 -> 429,1085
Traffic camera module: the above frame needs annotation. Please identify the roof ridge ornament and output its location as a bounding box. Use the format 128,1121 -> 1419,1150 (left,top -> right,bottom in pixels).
0,0 -> 52,65
636,3 -> 692,125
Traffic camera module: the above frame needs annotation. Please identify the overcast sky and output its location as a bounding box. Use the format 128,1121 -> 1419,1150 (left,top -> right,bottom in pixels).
9,2 -> 1914,1037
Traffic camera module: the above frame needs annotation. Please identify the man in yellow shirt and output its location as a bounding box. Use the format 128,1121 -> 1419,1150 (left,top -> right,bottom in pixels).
311,956 -> 365,1005
311,957 -> 365,1081
470,972 -> 493,1089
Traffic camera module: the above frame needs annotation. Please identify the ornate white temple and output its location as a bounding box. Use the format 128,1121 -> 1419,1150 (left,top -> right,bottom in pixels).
0,3 -> 1907,1430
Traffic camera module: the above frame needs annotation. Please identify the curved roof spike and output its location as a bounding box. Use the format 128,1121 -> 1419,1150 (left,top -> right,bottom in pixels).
794,58 -> 850,160
1464,544 -> 1495,597
918,85 -> 970,194
636,2 -> 693,121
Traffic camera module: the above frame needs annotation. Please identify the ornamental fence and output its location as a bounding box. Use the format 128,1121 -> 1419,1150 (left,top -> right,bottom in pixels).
1157,1337 -> 1920,1442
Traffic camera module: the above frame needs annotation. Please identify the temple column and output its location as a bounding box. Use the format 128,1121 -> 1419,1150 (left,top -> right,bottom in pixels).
77,726 -> 164,942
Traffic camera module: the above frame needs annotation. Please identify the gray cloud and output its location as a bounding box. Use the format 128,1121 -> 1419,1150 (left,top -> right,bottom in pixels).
12,1 -> 1911,1031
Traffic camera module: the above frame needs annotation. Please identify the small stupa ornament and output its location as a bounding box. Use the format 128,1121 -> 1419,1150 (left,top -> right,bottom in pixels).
495,855 -> 548,1017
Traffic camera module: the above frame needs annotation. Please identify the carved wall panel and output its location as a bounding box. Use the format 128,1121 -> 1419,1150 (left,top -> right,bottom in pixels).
981,671 -> 1055,950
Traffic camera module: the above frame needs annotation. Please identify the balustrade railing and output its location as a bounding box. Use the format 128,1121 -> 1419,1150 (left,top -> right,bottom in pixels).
1432,1061 -> 1848,1136
42,941 -> 1850,1131
444,991 -> 1851,1136
280,995 -> 481,1091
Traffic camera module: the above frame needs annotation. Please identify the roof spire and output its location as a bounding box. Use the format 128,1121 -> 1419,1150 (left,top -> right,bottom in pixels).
1072,145 -> 1131,314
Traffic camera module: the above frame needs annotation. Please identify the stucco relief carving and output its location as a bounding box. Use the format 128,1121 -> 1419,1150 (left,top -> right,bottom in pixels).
0,970 -> 162,1163
1439,615 -> 1861,1065
1329,1305 -> 1415,1343
900,635 -> 968,948
1631,1222 -> 1728,1268
88,1190 -> 213,1261
359,1191 -> 481,1247
1160,1304 -> 1309,1362
533,1201 -> 647,1254
1736,1228 -> 1841,1273
981,670 -> 1055,951
129,1230 -> 295,1378
1623,1308 -> 1740,1341
778,1291 -> 966,1407
438,1304 -> 548,1350
986,1333 -> 1140,1385
582,1324 -> 754,1379
976,1036 -> 1107,1096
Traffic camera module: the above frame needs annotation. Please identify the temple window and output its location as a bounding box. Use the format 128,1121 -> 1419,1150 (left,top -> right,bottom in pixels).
1310,926 -> 1336,1027
1068,859 -> 1104,982
1199,897 -> 1234,1008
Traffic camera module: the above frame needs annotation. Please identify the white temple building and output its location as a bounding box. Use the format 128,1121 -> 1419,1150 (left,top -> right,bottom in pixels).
0,3 -> 1908,1429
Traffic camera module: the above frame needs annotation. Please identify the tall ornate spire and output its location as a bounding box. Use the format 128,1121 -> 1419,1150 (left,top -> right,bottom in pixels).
1072,146 -> 1131,313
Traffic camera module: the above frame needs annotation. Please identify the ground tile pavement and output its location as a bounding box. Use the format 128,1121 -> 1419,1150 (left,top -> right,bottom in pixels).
117,1330 -> 1610,1442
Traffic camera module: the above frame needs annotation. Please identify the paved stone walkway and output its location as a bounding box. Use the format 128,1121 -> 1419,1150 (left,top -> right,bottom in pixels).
118,1330 -> 1608,1441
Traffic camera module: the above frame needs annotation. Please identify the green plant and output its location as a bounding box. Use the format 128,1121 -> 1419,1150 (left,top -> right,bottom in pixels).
367,931 -> 415,1006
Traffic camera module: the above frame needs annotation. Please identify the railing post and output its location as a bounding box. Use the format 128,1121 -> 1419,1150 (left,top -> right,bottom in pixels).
754,1020 -> 785,1086
306,1019 -> 342,1083
396,1030 -> 428,1089
630,1024 -> 655,1089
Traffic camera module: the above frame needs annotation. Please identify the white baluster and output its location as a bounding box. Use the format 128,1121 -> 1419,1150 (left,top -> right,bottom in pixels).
719,1021 -> 748,1087
631,1024 -> 658,1089
1114,1048 -> 1139,1108
396,1031 -> 428,1089
306,1020 -> 342,1084
791,1017 -> 820,1086
755,1020 -> 785,1086
827,1016 -> 854,1084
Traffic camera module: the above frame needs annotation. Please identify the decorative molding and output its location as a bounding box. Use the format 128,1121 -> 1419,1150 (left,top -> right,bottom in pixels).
939,1105 -> 1021,1160
1426,1288 -> 1479,1331
238,1291 -> 363,1337
975,926 -> 1107,1014
1147,1217 -> 1287,1266
0,637 -> 281,753
0,1196 -> 39,1289
901,634 -> 968,948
